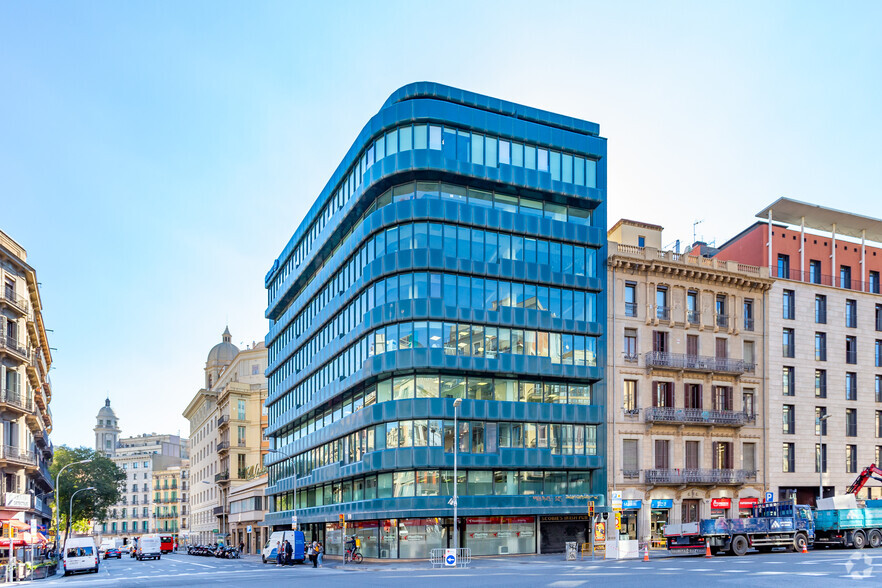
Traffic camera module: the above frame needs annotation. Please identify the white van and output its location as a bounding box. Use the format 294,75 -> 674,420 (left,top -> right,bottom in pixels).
136,534 -> 162,560
63,536 -> 99,576
261,531 -> 303,564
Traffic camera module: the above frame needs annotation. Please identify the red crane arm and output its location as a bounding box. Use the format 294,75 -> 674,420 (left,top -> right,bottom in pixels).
846,464 -> 882,494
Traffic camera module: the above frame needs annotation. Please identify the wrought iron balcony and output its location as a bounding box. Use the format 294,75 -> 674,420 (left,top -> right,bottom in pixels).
645,351 -> 754,374
1,388 -> 31,412
212,506 -> 224,516
687,310 -> 700,325
0,445 -> 36,466
645,468 -> 752,485
624,302 -> 638,317
217,441 -> 230,452
0,336 -> 29,361
715,314 -> 729,328
1,289 -> 28,315
644,406 -> 753,426
215,470 -> 230,483
657,306 -> 671,320
218,414 -> 229,427
744,317 -> 755,331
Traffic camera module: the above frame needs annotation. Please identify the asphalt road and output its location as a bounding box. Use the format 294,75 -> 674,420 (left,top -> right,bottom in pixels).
34,548 -> 882,587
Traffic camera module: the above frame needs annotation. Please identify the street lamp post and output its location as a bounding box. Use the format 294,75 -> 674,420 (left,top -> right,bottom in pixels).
68,487 -> 97,544
54,458 -> 92,551
451,398 -> 462,552
818,413 -> 832,503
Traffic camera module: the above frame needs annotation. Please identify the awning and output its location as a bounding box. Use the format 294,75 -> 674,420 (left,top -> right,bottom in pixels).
1,519 -> 30,531
22,531 -> 48,544
0,538 -> 27,548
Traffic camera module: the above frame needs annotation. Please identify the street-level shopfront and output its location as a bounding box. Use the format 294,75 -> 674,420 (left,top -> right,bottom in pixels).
619,500 -> 641,540
299,516 -> 538,559
650,499 -> 672,542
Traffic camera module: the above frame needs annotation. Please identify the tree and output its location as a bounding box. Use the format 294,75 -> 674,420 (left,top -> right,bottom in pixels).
49,446 -> 125,545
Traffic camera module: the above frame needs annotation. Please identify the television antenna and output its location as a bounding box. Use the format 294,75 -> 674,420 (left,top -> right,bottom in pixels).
693,219 -> 704,244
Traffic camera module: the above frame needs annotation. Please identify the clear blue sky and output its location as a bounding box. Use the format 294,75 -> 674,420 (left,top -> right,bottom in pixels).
2,1 -> 880,448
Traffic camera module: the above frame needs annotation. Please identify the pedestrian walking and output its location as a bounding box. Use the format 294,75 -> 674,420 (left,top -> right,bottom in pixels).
275,541 -> 283,566
308,541 -> 317,567
317,542 -> 324,567
285,539 -> 293,566
239,540 -> 244,555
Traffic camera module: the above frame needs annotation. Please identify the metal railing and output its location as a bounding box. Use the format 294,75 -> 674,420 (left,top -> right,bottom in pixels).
2,289 -> 28,314
624,302 -> 637,317
656,306 -> 670,320
687,310 -> 700,324
778,268 -> 881,293
0,444 -> 36,465
744,317 -> 754,331
715,314 -> 729,328
215,471 -> 230,482
644,468 -> 751,485
430,547 -> 471,568
645,351 -> 754,374
644,406 -> 752,426
218,414 -> 229,427
0,336 -> 29,360
0,388 -> 31,412
217,441 -> 230,451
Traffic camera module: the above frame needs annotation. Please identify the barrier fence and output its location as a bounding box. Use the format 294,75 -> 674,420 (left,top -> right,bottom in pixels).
429,548 -> 471,568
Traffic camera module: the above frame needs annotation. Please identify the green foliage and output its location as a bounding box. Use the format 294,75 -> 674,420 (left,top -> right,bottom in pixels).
49,446 -> 124,540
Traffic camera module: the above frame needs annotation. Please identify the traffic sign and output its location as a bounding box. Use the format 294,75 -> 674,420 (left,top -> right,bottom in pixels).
765,491 -> 774,503
611,490 -> 623,510
444,548 -> 456,567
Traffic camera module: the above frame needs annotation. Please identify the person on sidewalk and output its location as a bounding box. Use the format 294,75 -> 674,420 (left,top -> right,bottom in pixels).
308,541 -> 317,567
239,540 -> 244,555
285,539 -> 293,566
275,541 -> 283,566
317,542 -> 324,567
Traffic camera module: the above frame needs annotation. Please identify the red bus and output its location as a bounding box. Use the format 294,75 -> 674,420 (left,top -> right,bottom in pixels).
160,536 -> 174,554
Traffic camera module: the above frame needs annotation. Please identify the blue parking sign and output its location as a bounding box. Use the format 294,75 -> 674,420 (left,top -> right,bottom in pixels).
765,491 -> 774,503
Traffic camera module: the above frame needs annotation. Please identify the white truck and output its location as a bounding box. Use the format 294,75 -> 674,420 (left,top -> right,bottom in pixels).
98,537 -> 122,555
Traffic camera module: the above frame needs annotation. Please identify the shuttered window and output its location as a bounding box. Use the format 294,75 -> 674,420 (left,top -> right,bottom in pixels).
623,439 -> 638,473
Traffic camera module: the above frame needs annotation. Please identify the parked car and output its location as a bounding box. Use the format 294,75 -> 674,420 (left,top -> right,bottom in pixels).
62,537 -> 99,576
103,547 -> 122,559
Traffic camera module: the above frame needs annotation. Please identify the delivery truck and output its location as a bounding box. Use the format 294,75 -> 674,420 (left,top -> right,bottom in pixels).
664,500 -> 814,556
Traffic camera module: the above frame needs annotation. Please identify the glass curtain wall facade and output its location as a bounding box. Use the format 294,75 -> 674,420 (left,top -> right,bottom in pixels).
263,83 -> 607,557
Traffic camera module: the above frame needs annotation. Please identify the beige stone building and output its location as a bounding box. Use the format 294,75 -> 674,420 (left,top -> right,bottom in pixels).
0,230 -> 54,530
215,341 -> 267,553
607,220 -> 771,544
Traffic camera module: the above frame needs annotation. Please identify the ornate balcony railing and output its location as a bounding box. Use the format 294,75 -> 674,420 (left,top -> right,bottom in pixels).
1,289 -> 28,315
0,336 -> 29,360
0,445 -> 36,466
644,406 -> 753,426
624,302 -> 637,317
215,471 -> 230,483
657,306 -> 670,320
218,414 -> 229,427
645,468 -> 752,485
645,351 -> 754,374
217,441 -> 230,452
1,388 -> 31,412
715,314 -> 729,328
687,310 -> 700,324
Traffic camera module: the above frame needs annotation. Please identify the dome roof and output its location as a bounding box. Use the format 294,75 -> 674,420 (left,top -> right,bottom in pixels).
207,326 -> 239,364
97,398 -> 117,418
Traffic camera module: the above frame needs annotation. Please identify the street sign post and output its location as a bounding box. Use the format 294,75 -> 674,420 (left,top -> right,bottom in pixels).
765,491 -> 774,503
444,548 -> 457,567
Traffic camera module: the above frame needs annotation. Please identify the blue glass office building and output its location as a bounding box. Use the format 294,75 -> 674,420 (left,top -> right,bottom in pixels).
263,83 -> 607,557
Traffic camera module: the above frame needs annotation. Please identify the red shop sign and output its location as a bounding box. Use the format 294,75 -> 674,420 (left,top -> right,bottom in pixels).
711,498 -> 731,509
739,498 -> 759,508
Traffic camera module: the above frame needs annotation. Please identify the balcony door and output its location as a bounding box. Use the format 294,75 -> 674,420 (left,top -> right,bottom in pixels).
715,338 -> 728,359
686,335 -> 698,357
713,386 -> 733,411
653,382 -> 674,407
685,441 -> 700,469
654,439 -> 670,469
684,384 -> 702,409
713,441 -> 733,470
653,331 -> 669,353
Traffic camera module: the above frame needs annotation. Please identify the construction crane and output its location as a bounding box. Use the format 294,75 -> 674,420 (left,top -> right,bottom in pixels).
846,464 -> 882,495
